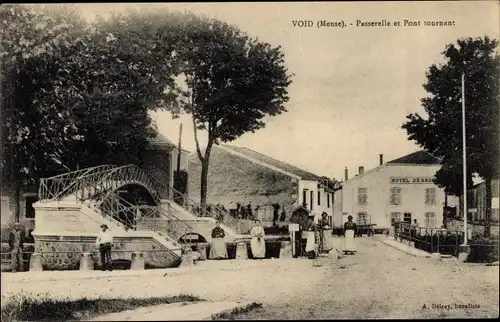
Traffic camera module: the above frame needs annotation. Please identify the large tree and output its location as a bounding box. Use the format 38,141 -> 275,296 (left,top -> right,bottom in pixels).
402,37 -> 499,236
0,5 -> 179,218
0,4 -> 88,218
171,17 -> 293,206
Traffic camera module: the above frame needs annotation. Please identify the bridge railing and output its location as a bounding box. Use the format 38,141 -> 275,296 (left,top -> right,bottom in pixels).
95,165 -> 164,203
38,165 -> 117,201
78,178 -> 193,244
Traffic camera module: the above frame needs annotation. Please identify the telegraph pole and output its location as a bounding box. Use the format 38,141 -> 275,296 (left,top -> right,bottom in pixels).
461,72 -> 468,245
177,123 -> 182,175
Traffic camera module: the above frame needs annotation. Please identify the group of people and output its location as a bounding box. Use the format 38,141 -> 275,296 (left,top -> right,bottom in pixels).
209,219 -> 266,259
229,202 -> 256,220
293,212 -> 359,258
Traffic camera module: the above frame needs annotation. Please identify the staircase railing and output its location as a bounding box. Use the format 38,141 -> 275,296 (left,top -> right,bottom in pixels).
76,178 -> 193,244
38,165 -> 117,201
166,185 -> 239,227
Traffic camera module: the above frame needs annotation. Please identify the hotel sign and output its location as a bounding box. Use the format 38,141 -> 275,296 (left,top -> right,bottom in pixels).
390,177 -> 435,184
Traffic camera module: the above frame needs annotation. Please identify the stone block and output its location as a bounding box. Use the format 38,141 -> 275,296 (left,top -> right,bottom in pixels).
279,241 -> 293,259
431,253 -> 442,261
458,244 -> 470,262
197,243 -> 207,261
312,256 -> 323,267
29,252 -> 43,272
329,249 -> 340,262
130,252 -> 145,270
79,252 -> 94,271
235,242 -> 248,260
192,251 -> 201,263
179,248 -> 194,268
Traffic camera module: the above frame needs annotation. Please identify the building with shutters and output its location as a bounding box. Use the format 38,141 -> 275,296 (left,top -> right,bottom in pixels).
335,151 -> 459,230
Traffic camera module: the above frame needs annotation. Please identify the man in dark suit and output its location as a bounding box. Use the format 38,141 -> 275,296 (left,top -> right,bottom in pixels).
9,223 -> 26,272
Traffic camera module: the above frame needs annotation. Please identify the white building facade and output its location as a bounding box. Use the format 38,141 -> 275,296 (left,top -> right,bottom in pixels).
339,151 -> 457,230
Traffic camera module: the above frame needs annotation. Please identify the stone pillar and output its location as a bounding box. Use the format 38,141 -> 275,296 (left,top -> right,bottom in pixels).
279,241 -> 293,259
329,249 -> 340,262
179,247 -> 194,268
431,253 -> 442,261
29,253 -> 43,272
458,244 -> 470,262
197,243 -> 207,261
312,256 -> 323,267
130,252 -> 145,270
79,252 -> 94,271
235,241 -> 248,260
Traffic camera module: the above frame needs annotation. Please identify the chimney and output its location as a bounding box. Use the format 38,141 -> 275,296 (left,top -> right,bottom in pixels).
344,167 -> 348,181
358,166 -> 364,175
379,154 -> 384,165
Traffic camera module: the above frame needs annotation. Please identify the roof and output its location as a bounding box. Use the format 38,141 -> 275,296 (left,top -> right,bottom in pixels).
221,145 -> 322,181
147,132 -> 190,153
387,150 -> 441,165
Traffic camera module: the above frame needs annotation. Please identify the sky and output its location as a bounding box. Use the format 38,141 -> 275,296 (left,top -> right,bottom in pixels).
69,1 -> 498,181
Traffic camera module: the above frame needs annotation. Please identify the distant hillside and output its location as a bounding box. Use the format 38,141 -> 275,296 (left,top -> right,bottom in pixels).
188,146 -> 297,209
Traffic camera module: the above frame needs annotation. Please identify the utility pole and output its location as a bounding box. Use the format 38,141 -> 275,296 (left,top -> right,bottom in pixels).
461,72 -> 468,246
177,123 -> 182,175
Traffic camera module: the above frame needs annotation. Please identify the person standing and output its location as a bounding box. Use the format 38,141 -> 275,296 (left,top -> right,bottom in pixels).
319,212 -> 333,253
250,219 -> 266,259
342,215 -> 357,255
9,223 -> 26,272
95,224 -> 113,271
304,216 -> 317,259
209,221 -> 228,259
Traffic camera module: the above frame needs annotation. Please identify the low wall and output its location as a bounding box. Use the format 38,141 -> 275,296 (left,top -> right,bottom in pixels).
33,234 -> 181,270
447,219 -> 500,237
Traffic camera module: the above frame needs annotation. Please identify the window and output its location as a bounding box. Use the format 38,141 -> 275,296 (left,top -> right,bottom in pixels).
327,194 -> 331,208
403,213 -> 412,223
425,188 -> 436,205
24,196 -> 38,219
357,188 -> 367,205
317,191 -> 321,206
357,212 -> 368,225
302,189 -> 307,207
390,187 -> 402,205
310,191 -> 314,211
425,212 -> 436,228
390,212 -> 401,226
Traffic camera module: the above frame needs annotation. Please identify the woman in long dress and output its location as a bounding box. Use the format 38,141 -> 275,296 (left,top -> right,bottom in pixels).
343,215 -> 357,255
304,217 -> 317,259
319,212 -> 333,253
209,221 -> 228,259
250,219 -> 266,259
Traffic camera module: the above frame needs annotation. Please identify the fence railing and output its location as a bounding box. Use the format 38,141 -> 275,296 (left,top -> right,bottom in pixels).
394,222 -> 499,261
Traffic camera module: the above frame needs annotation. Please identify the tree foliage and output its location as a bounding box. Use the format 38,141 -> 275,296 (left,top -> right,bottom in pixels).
0,5 -> 180,191
170,16 -> 293,205
402,37 -> 499,197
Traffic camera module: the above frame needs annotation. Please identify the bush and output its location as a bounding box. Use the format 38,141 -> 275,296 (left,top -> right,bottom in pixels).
1,292 -> 204,321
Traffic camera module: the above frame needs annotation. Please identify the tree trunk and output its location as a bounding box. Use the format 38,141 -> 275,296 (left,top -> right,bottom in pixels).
14,182 -> 21,223
484,178 -> 492,238
200,159 -> 209,208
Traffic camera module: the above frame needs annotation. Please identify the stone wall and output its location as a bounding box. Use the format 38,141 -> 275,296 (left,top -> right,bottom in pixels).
34,205 -> 104,234
189,146 -> 297,215
142,149 -> 171,199
34,234 -> 181,270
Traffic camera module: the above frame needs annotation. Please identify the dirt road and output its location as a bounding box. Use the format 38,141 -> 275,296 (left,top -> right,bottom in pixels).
2,236 -> 498,319
233,236 -> 499,319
